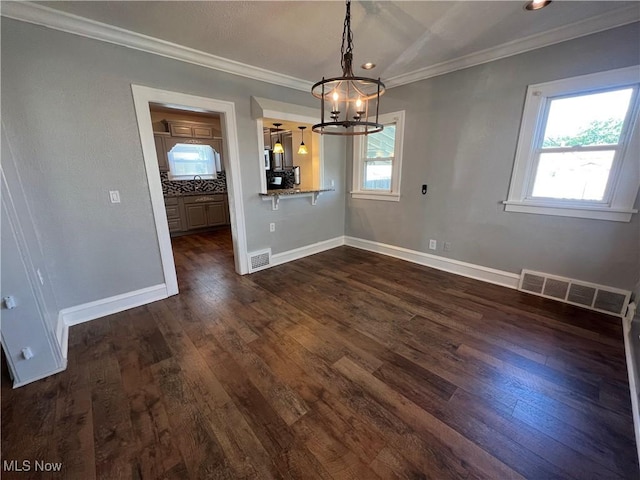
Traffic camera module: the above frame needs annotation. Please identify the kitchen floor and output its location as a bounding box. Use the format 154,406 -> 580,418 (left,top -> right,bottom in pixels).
1,229 -> 637,478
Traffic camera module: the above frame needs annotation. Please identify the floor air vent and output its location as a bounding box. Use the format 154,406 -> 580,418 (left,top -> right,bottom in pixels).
519,269 -> 630,318
248,249 -> 271,273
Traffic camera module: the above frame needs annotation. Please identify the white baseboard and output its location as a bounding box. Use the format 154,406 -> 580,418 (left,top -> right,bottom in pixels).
12,362 -> 68,389
622,303 -> 640,465
270,236 -> 346,267
59,283 -> 169,326
56,284 -> 169,357
344,236 -> 520,289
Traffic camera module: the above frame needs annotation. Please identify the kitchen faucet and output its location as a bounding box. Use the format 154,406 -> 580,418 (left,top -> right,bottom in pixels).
193,175 -> 203,191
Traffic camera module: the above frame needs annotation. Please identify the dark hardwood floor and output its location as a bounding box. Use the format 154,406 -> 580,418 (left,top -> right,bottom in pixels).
2,228 -> 637,479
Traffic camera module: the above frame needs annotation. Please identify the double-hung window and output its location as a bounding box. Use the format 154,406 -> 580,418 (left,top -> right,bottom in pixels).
505,66 -> 640,222
352,111 -> 405,201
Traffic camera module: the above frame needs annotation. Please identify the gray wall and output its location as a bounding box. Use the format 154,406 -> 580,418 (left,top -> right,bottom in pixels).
2,125 -> 60,332
347,22 -> 640,290
1,17 -> 346,309
2,13 -> 637,322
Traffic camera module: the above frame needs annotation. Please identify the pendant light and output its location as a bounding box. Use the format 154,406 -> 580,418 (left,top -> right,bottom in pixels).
311,0 -> 385,136
272,123 -> 284,154
297,126 -> 308,155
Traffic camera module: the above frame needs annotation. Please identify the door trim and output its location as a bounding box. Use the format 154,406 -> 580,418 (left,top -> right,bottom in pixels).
131,85 -> 249,294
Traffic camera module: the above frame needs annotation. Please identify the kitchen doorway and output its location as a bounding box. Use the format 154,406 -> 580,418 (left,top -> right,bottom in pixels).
131,85 -> 248,298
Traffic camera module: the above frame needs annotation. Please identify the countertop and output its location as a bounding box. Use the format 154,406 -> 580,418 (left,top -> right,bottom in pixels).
164,191 -> 227,197
261,188 -> 334,196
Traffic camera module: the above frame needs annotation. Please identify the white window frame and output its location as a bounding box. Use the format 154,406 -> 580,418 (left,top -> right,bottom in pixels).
504,66 -> 640,222
351,110 -> 405,201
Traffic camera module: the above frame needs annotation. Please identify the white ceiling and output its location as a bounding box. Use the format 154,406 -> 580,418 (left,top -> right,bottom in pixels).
15,1 -> 640,88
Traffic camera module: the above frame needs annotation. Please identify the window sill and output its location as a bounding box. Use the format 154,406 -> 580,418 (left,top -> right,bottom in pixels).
503,200 -> 637,222
351,191 -> 400,202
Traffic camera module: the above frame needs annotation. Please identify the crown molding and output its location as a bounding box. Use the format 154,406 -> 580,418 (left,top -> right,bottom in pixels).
385,5 -> 640,88
2,2 -> 638,92
0,1 -> 313,92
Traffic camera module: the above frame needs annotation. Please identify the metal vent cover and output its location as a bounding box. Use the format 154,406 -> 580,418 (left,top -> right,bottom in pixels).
248,249 -> 271,273
594,290 -> 627,315
521,273 -> 544,294
567,284 -> 596,306
543,278 -> 569,299
518,269 -> 631,318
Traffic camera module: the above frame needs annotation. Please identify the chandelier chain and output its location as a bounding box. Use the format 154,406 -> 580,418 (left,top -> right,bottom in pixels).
340,0 -> 353,72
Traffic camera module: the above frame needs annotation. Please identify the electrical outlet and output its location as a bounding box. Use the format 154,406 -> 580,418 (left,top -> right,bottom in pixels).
443,242 -> 451,251
429,239 -> 437,250
269,223 -> 275,233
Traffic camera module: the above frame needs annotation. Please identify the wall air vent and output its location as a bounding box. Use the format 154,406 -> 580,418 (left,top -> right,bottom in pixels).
519,269 -> 631,318
248,249 -> 271,273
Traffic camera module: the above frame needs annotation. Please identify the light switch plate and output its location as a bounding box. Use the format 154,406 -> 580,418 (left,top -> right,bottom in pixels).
109,190 -> 121,203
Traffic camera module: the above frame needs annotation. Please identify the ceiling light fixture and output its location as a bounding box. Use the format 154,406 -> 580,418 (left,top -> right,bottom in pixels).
297,126 -> 309,155
312,0 -> 385,136
361,62 -> 376,70
272,123 -> 284,154
524,0 -> 551,10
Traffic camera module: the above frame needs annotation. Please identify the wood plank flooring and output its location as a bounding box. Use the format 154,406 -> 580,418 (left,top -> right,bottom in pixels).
2,228 -> 637,479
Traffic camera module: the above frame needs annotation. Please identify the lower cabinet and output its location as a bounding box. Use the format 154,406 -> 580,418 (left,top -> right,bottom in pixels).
165,194 -> 229,236
164,197 -> 184,233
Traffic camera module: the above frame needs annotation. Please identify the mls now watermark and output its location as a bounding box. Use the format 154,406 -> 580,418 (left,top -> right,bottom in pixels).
3,460 -> 63,472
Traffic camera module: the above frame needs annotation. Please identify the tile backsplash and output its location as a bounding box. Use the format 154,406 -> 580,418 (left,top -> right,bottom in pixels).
162,171 -> 227,196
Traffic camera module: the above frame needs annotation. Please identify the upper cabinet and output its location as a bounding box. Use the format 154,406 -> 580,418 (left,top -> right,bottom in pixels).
283,132 -> 293,169
263,128 -> 272,150
153,133 -> 170,172
167,121 -> 215,139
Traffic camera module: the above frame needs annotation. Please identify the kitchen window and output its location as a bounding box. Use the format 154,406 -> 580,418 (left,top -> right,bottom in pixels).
504,66 -> 640,222
352,111 -> 405,201
167,141 -> 221,180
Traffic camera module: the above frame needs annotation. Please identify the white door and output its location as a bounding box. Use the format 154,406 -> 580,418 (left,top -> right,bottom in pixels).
1,203 -> 63,387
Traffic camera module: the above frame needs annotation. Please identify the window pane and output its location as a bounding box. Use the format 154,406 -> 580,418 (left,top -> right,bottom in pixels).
367,125 -> 396,158
364,159 -> 392,190
531,150 -> 615,201
542,88 -> 632,148
168,143 -> 216,176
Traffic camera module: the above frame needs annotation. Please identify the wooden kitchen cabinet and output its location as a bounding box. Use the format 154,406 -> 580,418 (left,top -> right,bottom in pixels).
164,196 -> 184,233
283,132 -> 294,168
263,128 -> 272,149
165,194 -> 229,237
166,121 -> 215,139
153,133 -> 170,172
183,194 -> 229,230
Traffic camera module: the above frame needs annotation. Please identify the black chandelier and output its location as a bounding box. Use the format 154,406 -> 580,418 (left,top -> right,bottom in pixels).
312,0 -> 385,136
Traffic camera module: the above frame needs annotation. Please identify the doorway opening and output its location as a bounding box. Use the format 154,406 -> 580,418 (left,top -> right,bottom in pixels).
132,85 -> 248,298
150,104 -> 235,282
